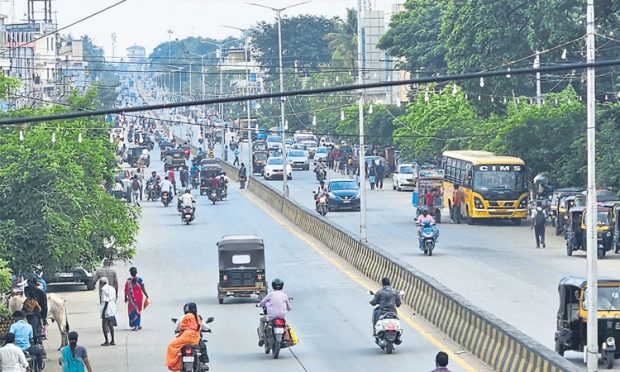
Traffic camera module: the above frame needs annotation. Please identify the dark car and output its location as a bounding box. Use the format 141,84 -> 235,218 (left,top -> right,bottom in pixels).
327,179 -> 361,211
45,267 -> 96,291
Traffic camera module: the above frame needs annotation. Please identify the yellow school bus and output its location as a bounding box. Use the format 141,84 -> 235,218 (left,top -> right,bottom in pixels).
442,150 -> 528,225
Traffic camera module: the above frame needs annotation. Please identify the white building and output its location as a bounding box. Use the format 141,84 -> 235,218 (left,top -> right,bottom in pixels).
57,36 -> 88,96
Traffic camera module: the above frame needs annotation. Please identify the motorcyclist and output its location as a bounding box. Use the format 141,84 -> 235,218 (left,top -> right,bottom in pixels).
416,207 -> 437,250
314,181 -> 328,208
160,176 -> 174,202
369,277 -> 402,339
314,160 -> 326,181
165,303 -> 210,371
179,189 -> 196,212
256,279 -> 291,346
147,171 -> 160,186
209,175 -> 220,199
217,172 -> 229,197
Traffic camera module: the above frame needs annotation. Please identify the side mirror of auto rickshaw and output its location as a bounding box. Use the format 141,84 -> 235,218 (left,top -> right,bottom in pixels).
206,317 -> 215,324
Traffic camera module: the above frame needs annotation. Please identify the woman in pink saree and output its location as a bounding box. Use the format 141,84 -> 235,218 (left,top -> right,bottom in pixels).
124,267 -> 149,330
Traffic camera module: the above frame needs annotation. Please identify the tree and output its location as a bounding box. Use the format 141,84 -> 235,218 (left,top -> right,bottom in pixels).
0,102 -> 138,275
378,0 -> 447,74
336,103 -> 404,146
250,15 -> 338,76
393,86 -> 479,161
325,8 -> 358,67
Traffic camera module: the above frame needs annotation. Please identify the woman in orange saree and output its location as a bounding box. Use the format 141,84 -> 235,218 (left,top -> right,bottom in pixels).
165,304 -> 202,371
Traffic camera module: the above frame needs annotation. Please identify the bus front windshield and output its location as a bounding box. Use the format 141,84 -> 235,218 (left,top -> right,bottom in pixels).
473,170 -> 527,196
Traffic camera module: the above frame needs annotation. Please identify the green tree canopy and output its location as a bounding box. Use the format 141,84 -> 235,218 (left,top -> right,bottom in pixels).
325,8 -> 358,68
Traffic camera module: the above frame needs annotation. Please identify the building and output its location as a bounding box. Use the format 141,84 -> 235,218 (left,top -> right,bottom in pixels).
57,36 -> 88,96
126,45 -> 146,62
362,9 -> 389,103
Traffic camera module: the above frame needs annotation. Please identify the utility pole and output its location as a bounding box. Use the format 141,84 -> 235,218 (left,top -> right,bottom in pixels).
167,29 -> 174,59
249,1 -> 311,197
534,51 -> 541,106
585,0 -> 598,371
357,0 -> 367,242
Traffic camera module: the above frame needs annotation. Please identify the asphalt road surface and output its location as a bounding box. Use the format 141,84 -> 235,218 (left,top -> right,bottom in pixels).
41,150 -> 489,372
165,118 -> 620,370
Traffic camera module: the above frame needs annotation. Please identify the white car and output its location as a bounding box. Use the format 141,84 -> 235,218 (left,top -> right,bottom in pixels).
267,135 -> 282,151
264,157 -> 292,180
314,146 -> 329,163
392,163 -> 417,191
287,150 -> 310,170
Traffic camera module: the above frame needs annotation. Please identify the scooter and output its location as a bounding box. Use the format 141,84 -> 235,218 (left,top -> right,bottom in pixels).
161,191 -> 171,207
208,188 -> 218,205
368,291 -> 404,354
171,316 -> 214,372
418,221 -> 438,256
182,206 -> 195,225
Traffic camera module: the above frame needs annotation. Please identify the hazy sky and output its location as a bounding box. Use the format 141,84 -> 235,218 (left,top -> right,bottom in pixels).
4,0 -> 401,58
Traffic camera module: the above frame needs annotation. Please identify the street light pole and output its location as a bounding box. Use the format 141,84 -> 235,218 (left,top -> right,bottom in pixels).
585,0 -> 598,370
249,1 -> 311,198
357,0 -> 367,242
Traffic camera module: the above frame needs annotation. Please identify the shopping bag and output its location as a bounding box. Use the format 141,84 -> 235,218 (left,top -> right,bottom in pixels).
143,298 -> 152,310
287,324 -> 299,346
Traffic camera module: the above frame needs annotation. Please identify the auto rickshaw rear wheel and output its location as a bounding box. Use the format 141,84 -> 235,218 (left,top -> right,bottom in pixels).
218,298 -> 224,305
554,338 -> 565,356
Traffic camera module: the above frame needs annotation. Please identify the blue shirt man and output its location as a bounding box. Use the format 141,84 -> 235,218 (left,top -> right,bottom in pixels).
9,318 -> 32,350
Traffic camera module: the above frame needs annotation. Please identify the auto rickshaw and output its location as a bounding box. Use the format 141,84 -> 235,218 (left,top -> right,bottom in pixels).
216,235 -> 267,304
565,205 -> 615,259
253,140 -> 268,152
549,187 -> 583,228
126,145 -> 148,168
613,203 -> 620,254
199,164 -> 222,195
555,276 -> 620,369
557,194 -> 585,236
164,148 -> 187,171
252,151 -> 269,175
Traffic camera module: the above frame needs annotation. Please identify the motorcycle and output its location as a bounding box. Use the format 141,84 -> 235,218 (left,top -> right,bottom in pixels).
24,349 -> 44,372
147,183 -> 161,201
313,191 -> 329,216
368,291 -> 404,354
258,304 -> 293,359
171,316 -> 214,372
418,221 -> 438,256
162,191 -> 171,207
208,188 -> 218,205
182,206 -> 195,225
314,167 -> 326,182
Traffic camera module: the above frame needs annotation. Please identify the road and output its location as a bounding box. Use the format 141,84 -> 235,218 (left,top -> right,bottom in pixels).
166,120 -> 620,370
41,150 -> 489,372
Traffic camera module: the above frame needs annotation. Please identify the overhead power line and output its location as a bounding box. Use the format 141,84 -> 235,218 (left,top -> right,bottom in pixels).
1,59 -> 619,126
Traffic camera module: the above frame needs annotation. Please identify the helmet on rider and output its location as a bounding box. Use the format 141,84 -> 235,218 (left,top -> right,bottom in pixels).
185,189 -> 191,194
320,181 -> 325,186
271,278 -> 284,291
421,207 -> 429,216
183,302 -> 197,315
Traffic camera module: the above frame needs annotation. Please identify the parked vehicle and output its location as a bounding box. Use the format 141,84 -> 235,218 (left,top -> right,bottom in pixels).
564,204 -> 615,259
216,235 -> 267,304
549,188 -> 584,228
392,163 -> 417,191
556,194 -> 586,235
555,276 -> 620,369
45,268 -> 96,290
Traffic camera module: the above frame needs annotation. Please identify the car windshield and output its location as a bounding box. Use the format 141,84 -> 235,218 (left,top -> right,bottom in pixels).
399,166 -> 414,174
330,181 -> 358,191
267,158 -> 283,165
584,209 -> 612,226
288,151 -> 305,157
316,147 -> 328,153
267,136 -> 281,142
583,286 -> 620,311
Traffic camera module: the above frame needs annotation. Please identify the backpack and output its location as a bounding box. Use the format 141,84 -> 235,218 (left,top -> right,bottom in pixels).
131,179 -> 140,191
534,208 -> 546,226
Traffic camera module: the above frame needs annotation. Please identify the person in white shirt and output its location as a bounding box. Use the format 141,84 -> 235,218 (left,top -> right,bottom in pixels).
99,277 -> 117,346
179,189 -> 196,210
0,332 -> 28,372
160,176 -> 174,195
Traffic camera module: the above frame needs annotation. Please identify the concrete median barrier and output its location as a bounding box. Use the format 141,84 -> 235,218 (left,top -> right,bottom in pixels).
235,164 -> 578,372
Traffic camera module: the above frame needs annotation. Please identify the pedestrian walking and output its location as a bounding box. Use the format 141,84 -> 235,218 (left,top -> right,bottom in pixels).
179,166 -> 189,189
431,351 -> 452,372
233,147 -> 240,166
59,331 -> 94,372
338,156 -> 345,174
368,163 -> 376,190
451,185 -> 462,224
93,258 -> 118,304
375,161 -> 385,190
136,168 -> 144,201
531,201 -> 548,248
99,277 -> 117,346
238,163 -> 247,189
124,267 -> 149,331
130,175 -> 141,207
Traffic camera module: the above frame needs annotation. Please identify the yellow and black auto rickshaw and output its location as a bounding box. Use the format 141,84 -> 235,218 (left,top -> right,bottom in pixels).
550,187 -> 583,229
252,151 -> 269,175
557,194 -> 585,236
555,276 -> 620,369
613,203 -> 620,254
565,204 -> 616,259
199,164 -> 222,195
216,235 -> 267,304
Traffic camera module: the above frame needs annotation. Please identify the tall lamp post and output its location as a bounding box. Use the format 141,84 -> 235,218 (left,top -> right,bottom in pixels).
357,0 -> 367,242
223,24 -> 255,175
585,0 -> 598,370
248,1 -> 311,197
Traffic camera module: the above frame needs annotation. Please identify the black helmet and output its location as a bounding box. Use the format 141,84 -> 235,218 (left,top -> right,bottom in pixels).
183,302 -> 197,314
421,207 -> 429,215
185,189 -> 191,194
271,278 -> 284,291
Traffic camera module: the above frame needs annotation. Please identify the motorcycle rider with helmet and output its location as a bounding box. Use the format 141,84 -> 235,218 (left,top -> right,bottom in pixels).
314,181 -> 328,208
165,303 -> 210,371
369,277 -> 402,341
256,279 -> 291,346
416,207 -> 438,250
